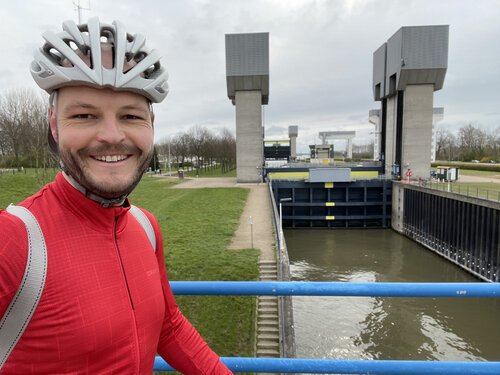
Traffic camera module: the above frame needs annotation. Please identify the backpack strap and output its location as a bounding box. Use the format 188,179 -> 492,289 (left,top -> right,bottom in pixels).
0,205 -> 48,368
129,205 -> 157,252
0,204 -> 155,369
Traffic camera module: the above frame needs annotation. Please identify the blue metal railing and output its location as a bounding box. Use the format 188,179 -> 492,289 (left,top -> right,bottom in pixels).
170,280 -> 500,297
154,357 -> 500,374
153,281 -> 500,373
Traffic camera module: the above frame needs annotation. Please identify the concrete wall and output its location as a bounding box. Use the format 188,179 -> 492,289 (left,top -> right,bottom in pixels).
289,125 -> 298,161
235,90 -> 264,182
372,43 -> 386,100
401,85 -> 434,179
385,96 -> 397,175
391,182 -> 404,233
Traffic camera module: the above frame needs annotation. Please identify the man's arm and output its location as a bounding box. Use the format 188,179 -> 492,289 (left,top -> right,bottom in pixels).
0,211 -> 29,320
156,286 -> 232,374
145,211 -> 232,374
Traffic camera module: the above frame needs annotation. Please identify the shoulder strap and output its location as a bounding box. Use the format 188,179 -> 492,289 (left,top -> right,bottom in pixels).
0,204 -> 154,368
129,205 -> 157,252
0,205 -> 48,368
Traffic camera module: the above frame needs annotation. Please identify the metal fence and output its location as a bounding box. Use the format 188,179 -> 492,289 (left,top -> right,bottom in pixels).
153,281 -> 500,374
419,180 -> 500,202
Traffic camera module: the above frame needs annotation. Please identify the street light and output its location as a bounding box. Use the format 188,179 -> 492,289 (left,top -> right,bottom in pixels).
279,197 -> 292,251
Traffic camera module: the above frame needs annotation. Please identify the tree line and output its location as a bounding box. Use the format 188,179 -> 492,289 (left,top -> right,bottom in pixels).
435,124 -> 500,162
155,126 -> 236,174
0,88 -> 236,174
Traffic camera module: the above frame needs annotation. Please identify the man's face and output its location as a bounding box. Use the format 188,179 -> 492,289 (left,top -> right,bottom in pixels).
50,86 -> 154,199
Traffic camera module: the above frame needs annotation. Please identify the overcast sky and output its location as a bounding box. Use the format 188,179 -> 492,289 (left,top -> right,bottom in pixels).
2,0 -> 499,153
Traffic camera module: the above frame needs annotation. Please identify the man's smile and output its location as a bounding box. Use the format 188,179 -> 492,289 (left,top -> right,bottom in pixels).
91,154 -> 131,163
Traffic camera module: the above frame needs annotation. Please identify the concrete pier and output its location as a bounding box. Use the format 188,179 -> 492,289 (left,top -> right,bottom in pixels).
234,91 -> 264,182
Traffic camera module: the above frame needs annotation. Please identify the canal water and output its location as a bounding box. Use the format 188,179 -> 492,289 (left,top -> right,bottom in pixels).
285,229 -> 500,362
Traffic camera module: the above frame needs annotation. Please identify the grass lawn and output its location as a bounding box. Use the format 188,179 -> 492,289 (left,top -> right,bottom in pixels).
0,168 -> 58,207
451,182 -> 500,200
1,169 -> 259,360
131,177 -> 259,357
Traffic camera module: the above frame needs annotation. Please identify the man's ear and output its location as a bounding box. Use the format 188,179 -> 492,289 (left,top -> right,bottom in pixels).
48,107 -> 58,143
151,111 -> 155,127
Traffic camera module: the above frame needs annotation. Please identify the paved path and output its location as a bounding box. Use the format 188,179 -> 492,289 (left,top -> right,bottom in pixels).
458,175 -> 500,183
170,177 -> 276,262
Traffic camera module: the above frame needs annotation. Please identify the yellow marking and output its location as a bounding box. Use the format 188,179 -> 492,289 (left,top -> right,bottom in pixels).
325,202 -> 335,207
264,140 -> 290,146
326,216 -> 336,220
324,182 -> 334,188
351,171 -> 379,179
268,172 -> 309,180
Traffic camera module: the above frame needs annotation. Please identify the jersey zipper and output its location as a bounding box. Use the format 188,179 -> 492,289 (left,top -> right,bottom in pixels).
113,217 -> 141,373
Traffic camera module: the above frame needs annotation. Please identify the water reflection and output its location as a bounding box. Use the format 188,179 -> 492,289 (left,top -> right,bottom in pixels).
287,229 -> 500,361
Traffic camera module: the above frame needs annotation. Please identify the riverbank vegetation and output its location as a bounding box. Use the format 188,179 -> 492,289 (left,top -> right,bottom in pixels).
435,123 -> 500,163
0,170 -> 259,359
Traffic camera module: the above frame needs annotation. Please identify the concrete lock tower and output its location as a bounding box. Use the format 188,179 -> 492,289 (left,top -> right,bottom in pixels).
225,32 -> 269,182
373,25 -> 449,179
288,125 -> 298,161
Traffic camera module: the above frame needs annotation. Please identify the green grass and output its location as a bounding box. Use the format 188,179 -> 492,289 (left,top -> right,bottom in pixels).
428,167 -> 500,200
0,168 -> 58,208
426,180 -> 500,200
1,170 -> 259,359
451,183 -> 500,200
131,178 -> 259,357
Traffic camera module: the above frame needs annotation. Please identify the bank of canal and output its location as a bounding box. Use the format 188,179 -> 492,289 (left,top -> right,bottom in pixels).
286,229 -> 500,361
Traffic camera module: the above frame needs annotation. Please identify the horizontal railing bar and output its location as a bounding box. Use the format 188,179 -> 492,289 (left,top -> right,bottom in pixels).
154,356 -> 500,374
170,281 -> 500,298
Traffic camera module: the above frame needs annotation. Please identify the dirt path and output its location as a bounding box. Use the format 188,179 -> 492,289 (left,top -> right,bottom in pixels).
170,177 -> 276,261
458,175 -> 500,183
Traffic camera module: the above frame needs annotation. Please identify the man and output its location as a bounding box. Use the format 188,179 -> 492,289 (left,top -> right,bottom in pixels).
0,17 -> 232,374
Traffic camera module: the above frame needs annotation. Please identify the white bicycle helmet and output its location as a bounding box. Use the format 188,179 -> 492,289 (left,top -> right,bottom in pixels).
30,17 -> 168,103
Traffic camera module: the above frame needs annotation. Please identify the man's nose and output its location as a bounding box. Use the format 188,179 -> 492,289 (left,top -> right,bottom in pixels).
96,116 -> 126,144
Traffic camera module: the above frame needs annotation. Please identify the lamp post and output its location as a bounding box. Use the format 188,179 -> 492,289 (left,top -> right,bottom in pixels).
279,197 -> 292,251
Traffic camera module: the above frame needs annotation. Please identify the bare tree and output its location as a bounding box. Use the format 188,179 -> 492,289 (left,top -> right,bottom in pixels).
458,123 -> 487,161
485,126 -> 500,161
0,88 -> 55,169
217,128 -> 236,173
171,132 -> 190,168
25,92 -> 52,170
0,88 -> 34,168
187,125 -> 211,175
435,127 -> 456,161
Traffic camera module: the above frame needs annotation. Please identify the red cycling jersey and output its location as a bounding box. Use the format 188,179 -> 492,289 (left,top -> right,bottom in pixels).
0,172 -> 232,374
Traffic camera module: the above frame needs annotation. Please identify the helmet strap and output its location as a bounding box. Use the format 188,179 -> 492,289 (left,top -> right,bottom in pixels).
61,165 -> 128,208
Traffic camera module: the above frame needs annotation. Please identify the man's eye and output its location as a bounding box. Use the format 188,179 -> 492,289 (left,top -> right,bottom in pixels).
73,114 -> 94,119
123,114 -> 143,120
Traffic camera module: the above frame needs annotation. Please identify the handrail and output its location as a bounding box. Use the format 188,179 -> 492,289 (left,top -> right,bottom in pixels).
170,281 -> 500,297
155,281 -> 500,373
154,356 -> 500,374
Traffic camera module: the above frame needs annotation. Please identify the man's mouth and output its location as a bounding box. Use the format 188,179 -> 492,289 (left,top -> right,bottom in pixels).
92,155 -> 130,163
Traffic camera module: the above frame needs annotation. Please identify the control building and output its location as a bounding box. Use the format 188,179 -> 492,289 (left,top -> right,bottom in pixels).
373,25 -> 449,179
